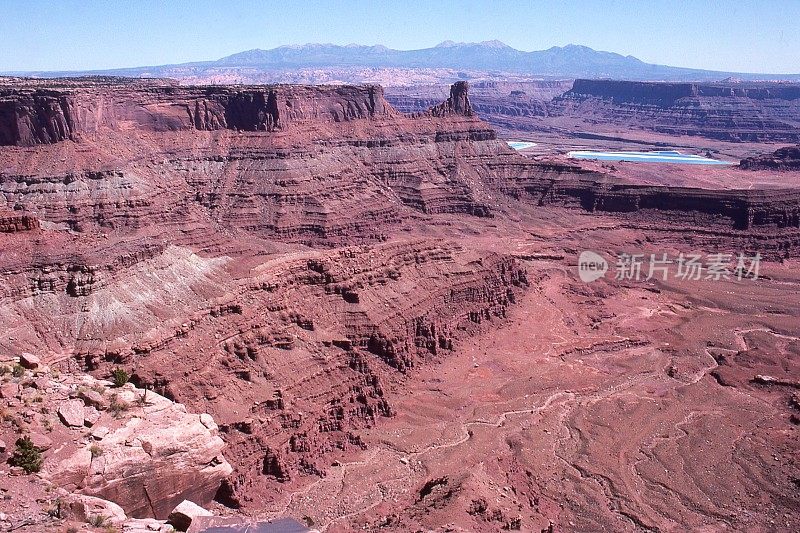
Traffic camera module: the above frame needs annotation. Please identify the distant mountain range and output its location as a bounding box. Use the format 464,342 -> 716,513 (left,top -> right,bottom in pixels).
8,41 -> 800,83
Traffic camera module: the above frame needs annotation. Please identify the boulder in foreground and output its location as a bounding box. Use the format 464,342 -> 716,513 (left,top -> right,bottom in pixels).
166,500 -> 212,531
41,378 -> 232,519
63,493 -> 127,525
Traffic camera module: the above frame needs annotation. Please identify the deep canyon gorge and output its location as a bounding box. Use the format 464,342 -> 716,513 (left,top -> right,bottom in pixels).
0,75 -> 799,532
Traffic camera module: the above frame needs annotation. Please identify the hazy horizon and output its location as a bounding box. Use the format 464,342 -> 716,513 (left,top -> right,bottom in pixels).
1,0 -> 799,74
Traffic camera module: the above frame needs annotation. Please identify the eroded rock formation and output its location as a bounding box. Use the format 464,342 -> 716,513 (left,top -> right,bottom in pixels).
429,81 -> 473,117
504,167 -> 800,230
0,78 -> 395,146
740,145 -> 800,170
1,77 -> 799,530
553,79 -> 800,142
0,212 -> 39,232
0,90 -> 76,145
389,79 -> 800,143
0,368 -> 231,521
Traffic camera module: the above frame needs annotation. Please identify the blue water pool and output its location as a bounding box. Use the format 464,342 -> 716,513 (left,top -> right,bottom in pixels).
568,150 -> 731,165
507,141 -> 537,150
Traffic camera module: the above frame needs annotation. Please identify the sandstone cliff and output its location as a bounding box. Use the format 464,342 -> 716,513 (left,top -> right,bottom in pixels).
504,167 -> 800,230
0,79 -> 396,146
388,79 -> 800,143
429,81 -> 473,117
1,78 -> 800,524
565,79 -> 800,104
0,211 -> 39,232
0,78 -> 501,239
553,79 -> 800,143
740,145 -> 800,170
0,367 -> 231,522
0,90 -> 77,145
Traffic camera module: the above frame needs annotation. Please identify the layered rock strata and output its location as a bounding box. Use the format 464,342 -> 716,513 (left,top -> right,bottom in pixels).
2,78 -> 799,246
740,145 -> 800,170
389,79 -> 800,143
0,367 -> 231,520
0,78 -> 395,146
1,77 -> 800,520
553,79 -> 800,142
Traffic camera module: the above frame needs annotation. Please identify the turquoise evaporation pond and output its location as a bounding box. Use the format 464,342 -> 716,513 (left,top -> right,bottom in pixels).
507,141 -> 537,150
568,150 -> 731,165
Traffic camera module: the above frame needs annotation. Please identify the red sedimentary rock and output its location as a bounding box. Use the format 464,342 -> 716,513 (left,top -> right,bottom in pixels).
740,145 -> 800,170
429,81 -> 473,117
1,77 -> 799,531
0,212 -> 39,232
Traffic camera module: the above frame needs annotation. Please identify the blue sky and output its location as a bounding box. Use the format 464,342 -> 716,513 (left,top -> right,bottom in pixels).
1,0 -> 798,73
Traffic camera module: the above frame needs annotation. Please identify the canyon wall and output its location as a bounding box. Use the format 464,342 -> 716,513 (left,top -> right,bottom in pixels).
0,90 -> 77,145
553,79 -> 800,142
0,78 -> 524,508
1,78 -> 798,271
2,78 -> 800,515
0,79 -> 502,242
388,78 -> 800,142
740,145 -> 800,170
0,78 -> 395,146
563,79 -> 800,106
507,170 -> 800,229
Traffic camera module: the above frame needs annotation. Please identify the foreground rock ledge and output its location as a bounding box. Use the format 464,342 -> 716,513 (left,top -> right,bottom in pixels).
37,376 -> 233,519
